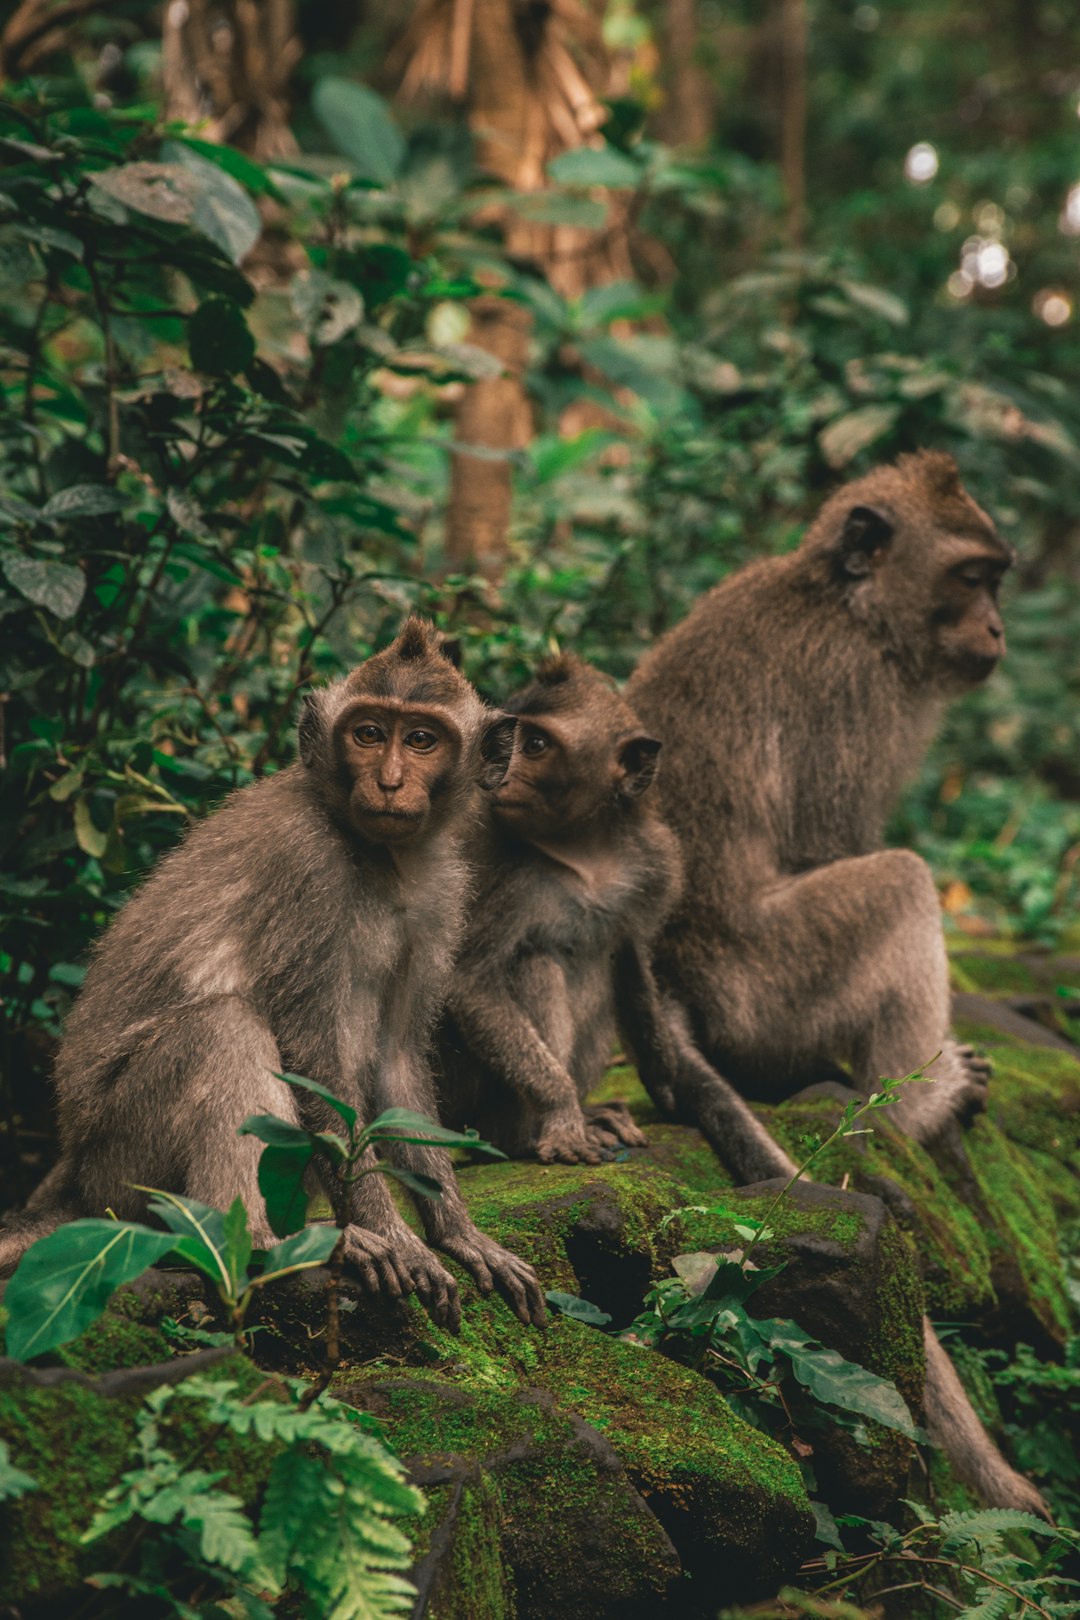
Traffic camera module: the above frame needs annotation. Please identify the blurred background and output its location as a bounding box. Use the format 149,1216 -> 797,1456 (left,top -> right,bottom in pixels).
2,0 -> 1079,1201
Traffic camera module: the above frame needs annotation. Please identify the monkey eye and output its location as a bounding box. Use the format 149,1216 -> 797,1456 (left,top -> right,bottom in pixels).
404,729 -> 438,752
522,733 -> 549,757
953,565 -> 986,588
353,723 -> 385,746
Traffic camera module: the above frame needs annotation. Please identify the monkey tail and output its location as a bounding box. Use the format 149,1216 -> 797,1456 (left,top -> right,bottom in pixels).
0,1162 -> 78,1280
922,1316 -> 1051,1519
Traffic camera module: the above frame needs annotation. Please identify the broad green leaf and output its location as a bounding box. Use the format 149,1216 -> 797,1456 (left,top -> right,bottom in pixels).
547,145 -> 640,188
240,1112 -> 321,1148
254,1141 -> 315,1239
172,135 -> 286,201
4,1221 -> 177,1361
163,141 -> 263,264
312,78 -> 406,186
545,1291 -> 612,1327
42,484 -> 126,520
0,492 -> 41,524
3,553 -> 85,618
362,1108 -> 505,1157
260,1225 -> 340,1278
767,1321 -> 921,1439
276,1072 -> 357,1130
89,162 -> 198,224
222,1197 -> 253,1292
189,296 -> 256,376
142,1191 -> 229,1288
48,768 -> 84,802
503,191 -> 608,229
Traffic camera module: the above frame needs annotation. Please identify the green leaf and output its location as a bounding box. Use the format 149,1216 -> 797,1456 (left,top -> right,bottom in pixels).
163,141 -> 263,264
545,1291 -> 612,1326
840,280 -> 909,326
142,1191 -> 230,1288
818,404 -> 899,469
3,553 -> 85,618
362,1107 -> 505,1157
222,1197 -> 253,1292
48,768 -> 84,802
547,145 -> 640,188
312,78 -> 406,186
89,162 -> 198,224
171,135 -> 286,202
767,1321 -> 921,1439
73,798 -> 107,858
4,1221 -> 177,1361
260,1225 -> 340,1277
503,191 -> 608,229
42,484 -> 126,520
189,296 -> 256,376
276,1072 -> 357,1130
0,492 -> 41,524
255,1142 -> 315,1239
0,1440 -> 37,1502
940,1507 -> 1064,1550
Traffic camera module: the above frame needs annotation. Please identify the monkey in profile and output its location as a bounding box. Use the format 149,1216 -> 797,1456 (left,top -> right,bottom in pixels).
436,654 -> 794,1182
626,450 -> 1011,1148
0,618 -> 544,1331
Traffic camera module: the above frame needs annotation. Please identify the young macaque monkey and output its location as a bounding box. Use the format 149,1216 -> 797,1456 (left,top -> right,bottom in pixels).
0,618 -> 544,1332
436,655 -> 792,1180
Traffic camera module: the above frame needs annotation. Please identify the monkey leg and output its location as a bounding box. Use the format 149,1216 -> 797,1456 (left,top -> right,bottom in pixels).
682,850 -> 986,1146
345,1154 -> 464,1331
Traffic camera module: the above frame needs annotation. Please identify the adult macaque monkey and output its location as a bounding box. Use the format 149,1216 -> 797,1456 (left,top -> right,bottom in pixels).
627,451 -> 1047,1514
436,654 -> 796,1182
627,451 -> 1012,1146
0,619 -> 544,1331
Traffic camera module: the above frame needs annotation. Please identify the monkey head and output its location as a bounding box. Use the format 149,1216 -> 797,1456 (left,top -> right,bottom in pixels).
807,451 -> 1014,690
493,655 -> 661,842
298,616 -> 515,846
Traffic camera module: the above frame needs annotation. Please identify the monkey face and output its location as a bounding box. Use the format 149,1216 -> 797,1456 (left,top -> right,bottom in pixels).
926,545 -> 1010,687
335,702 -> 461,844
493,716 -> 660,842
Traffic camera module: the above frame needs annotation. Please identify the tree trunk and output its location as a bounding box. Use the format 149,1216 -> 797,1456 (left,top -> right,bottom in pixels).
162,0 -> 301,160
779,0 -> 807,245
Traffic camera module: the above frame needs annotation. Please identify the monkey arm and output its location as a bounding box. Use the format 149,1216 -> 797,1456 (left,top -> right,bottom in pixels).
613,943 -> 798,1185
444,968 -> 604,1165
375,1052 -> 547,1327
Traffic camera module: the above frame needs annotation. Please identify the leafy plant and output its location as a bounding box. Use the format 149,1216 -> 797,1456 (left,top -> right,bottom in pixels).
80,1375 -> 423,1620
799,1505 -> 1080,1619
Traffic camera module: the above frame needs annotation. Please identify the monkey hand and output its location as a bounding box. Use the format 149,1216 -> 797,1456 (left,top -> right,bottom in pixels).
583,1101 -> 647,1151
436,1228 -> 548,1328
535,1108 -> 607,1166
341,1223 -> 461,1333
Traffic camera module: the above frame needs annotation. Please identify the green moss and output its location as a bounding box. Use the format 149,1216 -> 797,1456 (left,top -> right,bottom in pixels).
586,1062 -> 661,1126
959,1017 -> 1080,1171
427,1475 -> 517,1620
962,1117 -> 1072,1341
57,1309 -> 170,1374
0,1353 -> 274,1602
760,1097 -> 996,1319
949,954 -> 1040,997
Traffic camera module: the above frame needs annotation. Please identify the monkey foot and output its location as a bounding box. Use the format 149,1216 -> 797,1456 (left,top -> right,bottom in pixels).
535,1110 -> 607,1166
583,1101 -> 648,1151
341,1224 -> 460,1332
436,1229 -> 547,1328
956,1041 -> 993,1087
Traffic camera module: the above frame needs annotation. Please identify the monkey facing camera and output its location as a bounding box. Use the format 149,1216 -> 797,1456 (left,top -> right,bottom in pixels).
0,617 -> 545,1333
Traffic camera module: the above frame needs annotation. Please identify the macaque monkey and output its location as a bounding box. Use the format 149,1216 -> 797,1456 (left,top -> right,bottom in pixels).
627,451 -> 1047,1515
436,654 -> 799,1182
626,450 -> 1012,1146
0,618 -> 545,1331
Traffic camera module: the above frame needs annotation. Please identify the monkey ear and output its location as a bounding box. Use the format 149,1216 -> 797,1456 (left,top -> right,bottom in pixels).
479,713 -> 517,789
838,505 -> 894,578
436,634 -> 463,669
617,734 -> 662,799
298,693 -> 322,768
